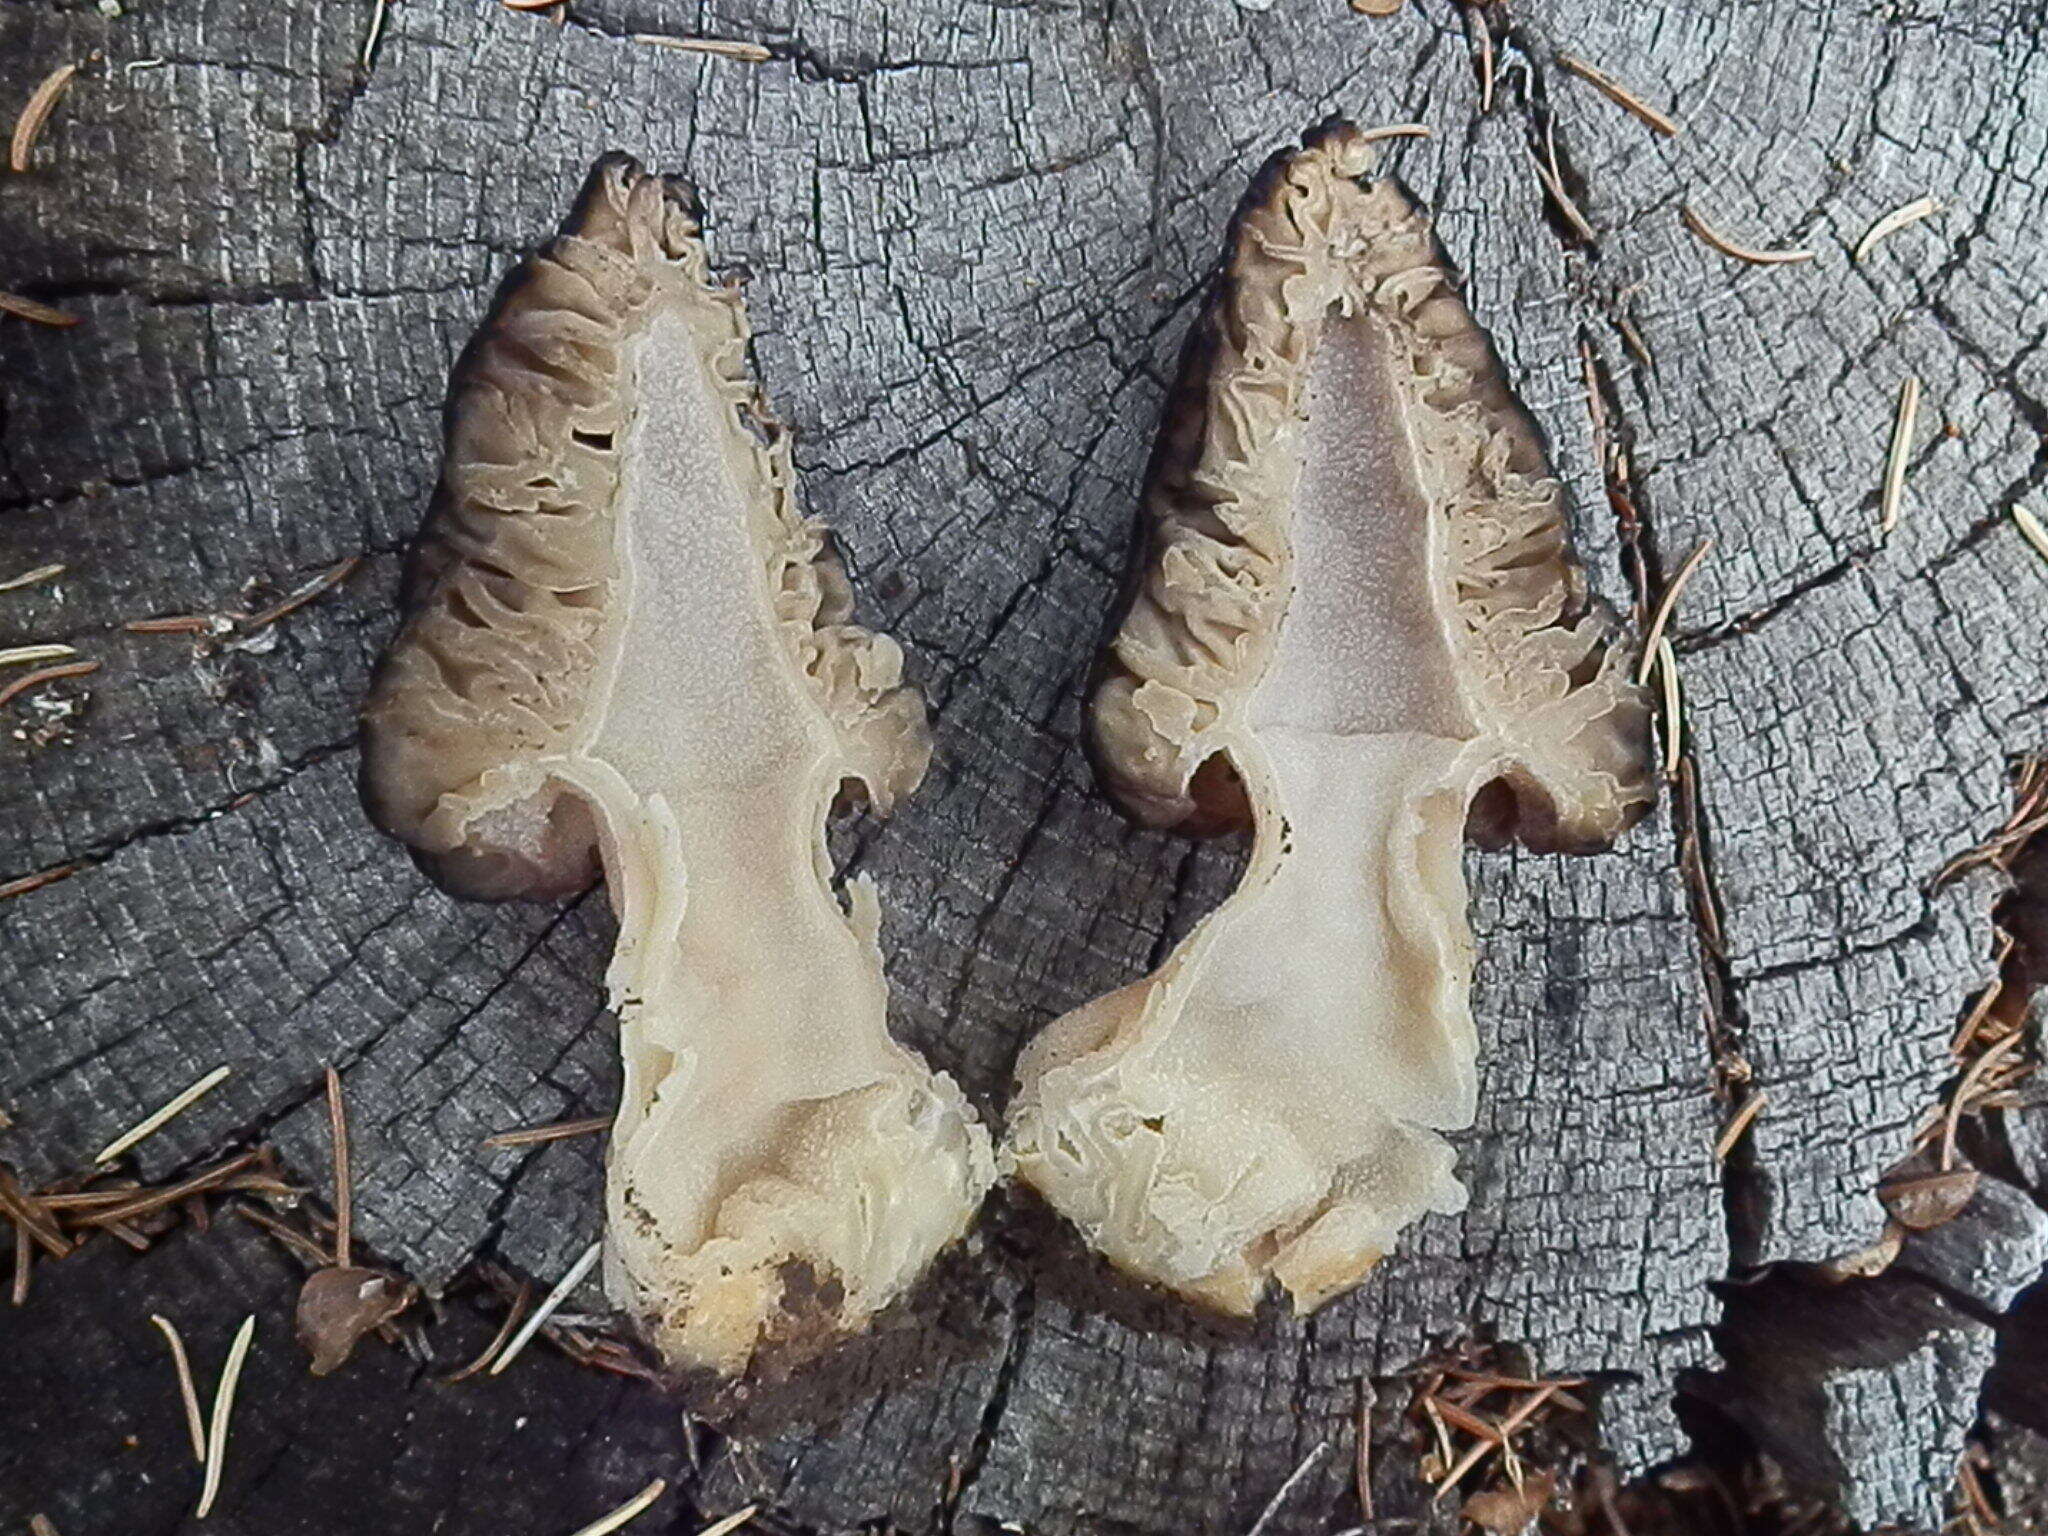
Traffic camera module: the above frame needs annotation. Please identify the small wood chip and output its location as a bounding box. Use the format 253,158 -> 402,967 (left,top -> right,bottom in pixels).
195,1314 -> 256,1519
1349,0 -> 1405,14
0,291 -> 81,327
1681,203 -> 1814,265
150,1313 -> 209,1463
0,659 -> 98,709
1635,538 -> 1712,684
0,643 -> 79,668
0,563 -> 65,593
1879,375 -> 1922,536
1854,196 -> 1941,263
567,1479 -> 671,1536
692,1507 -> 761,1536
631,34 -> 773,61
11,62 -> 81,174
488,1238 -> 601,1376
95,1065 -> 233,1164
2011,504 -> 2048,566
482,1115 -> 610,1149
1714,1090 -> 1768,1161
1556,54 -> 1680,136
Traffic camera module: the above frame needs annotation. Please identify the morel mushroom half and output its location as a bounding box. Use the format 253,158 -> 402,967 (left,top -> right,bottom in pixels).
1007,124 -> 1655,1314
361,155 -> 995,1374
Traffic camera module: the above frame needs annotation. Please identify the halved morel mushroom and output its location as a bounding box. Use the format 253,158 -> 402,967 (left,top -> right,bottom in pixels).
1007,123 -> 1655,1314
361,155 -> 995,1374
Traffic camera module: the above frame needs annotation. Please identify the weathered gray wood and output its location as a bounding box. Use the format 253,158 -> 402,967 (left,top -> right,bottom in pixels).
3,0 -> 2045,1530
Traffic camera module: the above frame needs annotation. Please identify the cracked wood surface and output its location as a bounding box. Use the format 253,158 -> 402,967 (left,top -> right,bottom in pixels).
1,1 -> 2042,1531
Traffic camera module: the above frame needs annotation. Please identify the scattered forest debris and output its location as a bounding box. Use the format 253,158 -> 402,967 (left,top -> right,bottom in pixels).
194,1313 -> 256,1519
489,1239 -> 602,1376
631,35 -> 773,62
150,1312 -> 209,1463
95,1064 -> 233,1164
1409,1346 -> 1589,1509
1681,203 -> 1814,265
295,1066 -> 415,1375
1854,196 -> 1941,263
1879,376 -> 1921,536
0,291 -> 80,327
126,555 -> 361,642
482,1115 -> 610,1149
10,61 -> 81,173
0,642 -> 79,667
1556,53 -> 1680,136
1464,1468 -> 1558,1533
568,1479 -> 669,1536
0,562 -> 65,592
1936,757 -> 2048,889
0,659 -> 98,710
1714,1089 -> 1768,1160
1636,538 -> 1712,683
2010,504 -> 2048,567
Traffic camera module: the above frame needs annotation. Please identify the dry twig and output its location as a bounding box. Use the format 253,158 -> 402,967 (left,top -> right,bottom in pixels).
1681,203 -> 1814,265
11,62 -> 81,174
1557,54 -> 1680,136
1714,1091 -> 1768,1160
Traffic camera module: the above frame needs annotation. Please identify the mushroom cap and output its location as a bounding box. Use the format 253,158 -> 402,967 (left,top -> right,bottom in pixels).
1089,120 -> 1654,854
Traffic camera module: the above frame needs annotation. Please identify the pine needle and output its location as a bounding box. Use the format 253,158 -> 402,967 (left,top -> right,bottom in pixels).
1681,203 -> 1814,265
693,1507 -> 762,1536
2010,505 -> 2048,566
1854,196 -> 1941,263
0,643 -> 78,668
325,1065 -> 351,1267
1656,638 -> 1683,779
1714,1091 -> 1769,1161
195,1314 -> 256,1519
1556,54 -> 1680,136
0,660 -> 98,709
1635,538 -> 1713,684
11,62 -> 81,174
0,291 -> 81,327
631,35 -> 772,61
0,563 -> 64,593
1880,376 -> 1921,536
151,1314 -> 209,1463
568,1480 -> 671,1536
488,1239 -> 601,1376
1354,123 -> 1432,143
482,1115 -> 610,1149
95,1066 -> 232,1165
